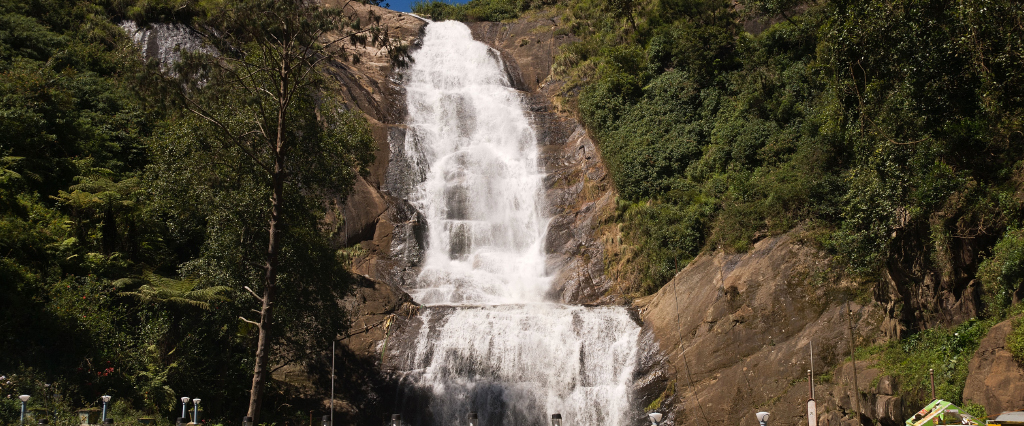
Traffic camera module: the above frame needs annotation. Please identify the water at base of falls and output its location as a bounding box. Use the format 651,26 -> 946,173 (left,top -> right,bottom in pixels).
393,20 -> 640,426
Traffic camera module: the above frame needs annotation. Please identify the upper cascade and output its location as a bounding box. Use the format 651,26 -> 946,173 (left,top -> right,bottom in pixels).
403,21 -> 551,305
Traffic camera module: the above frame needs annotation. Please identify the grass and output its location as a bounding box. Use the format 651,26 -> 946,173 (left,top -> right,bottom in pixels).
859,318 -> 997,408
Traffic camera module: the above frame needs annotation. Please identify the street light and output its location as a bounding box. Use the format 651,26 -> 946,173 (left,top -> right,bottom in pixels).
19,395 -> 29,426
180,397 -> 190,420
551,414 -> 562,426
101,395 -> 112,422
756,412 -> 771,426
468,412 -> 478,426
192,398 -> 201,423
649,412 -> 663,425
391,414 -> 402,426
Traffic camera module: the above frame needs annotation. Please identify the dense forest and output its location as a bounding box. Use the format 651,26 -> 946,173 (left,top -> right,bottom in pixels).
414,0 -> 1024,412
4,0 -> 1024,422
1,0 -> 378,423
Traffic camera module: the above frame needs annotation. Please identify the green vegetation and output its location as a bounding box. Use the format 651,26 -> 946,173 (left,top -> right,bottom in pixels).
0,0 -> 379,423
547,0 -> 1024,303
1009,315 -> 1024,363
864,318 -> 994,408
545,0 -> 1024,405
412,0 -> 557,22
979,229 -> 1024,318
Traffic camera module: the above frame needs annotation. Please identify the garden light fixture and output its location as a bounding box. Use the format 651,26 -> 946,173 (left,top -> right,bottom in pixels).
101,395 -> 111,422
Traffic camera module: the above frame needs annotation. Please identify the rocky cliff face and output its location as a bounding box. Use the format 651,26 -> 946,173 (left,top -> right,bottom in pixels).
324,9 -> 888,426
634,230 -> 889,426
326,5 -> 1024,425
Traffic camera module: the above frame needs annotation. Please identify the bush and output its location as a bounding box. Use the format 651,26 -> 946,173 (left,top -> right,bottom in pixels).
565,0 -> 1024,300
412,0 -> 556,22
978,229 -> 1024,317
1008,315 -> 1024,364
872,318 -> 995,408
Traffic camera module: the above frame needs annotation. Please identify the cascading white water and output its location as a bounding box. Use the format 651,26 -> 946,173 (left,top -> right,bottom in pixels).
396,20 -> 640,426
403,20 -> 549,306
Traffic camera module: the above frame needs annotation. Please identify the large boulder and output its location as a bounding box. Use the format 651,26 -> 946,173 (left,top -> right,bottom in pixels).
635,230 -> 884,426
963,316 -> 1024,415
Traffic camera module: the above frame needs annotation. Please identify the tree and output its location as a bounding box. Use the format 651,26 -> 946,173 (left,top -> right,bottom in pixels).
154,0 -> 385,421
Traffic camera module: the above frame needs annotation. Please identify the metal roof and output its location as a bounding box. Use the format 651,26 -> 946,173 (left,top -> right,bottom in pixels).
994,412 -> 1024,424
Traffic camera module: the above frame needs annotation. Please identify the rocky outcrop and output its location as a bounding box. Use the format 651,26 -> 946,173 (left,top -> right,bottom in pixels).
963,316 -> 1024,415
468,8 -> 570,94
817,362 -> 905,426
323,275 -> 419,426
318,1 -> 428,282
635,230 -> 885,426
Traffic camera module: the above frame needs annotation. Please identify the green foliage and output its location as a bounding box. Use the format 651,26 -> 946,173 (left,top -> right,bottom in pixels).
872,318 -> 995,408
961,401 -> 987,421
412,0 -> 557,22
978,229 -> 1024,317
0,0 -> 378,421
1008,315 -> 1024,364
562,0 -> 1024,301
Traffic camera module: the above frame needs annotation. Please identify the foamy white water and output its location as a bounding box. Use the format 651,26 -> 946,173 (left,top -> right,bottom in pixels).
396,20 -> 640,426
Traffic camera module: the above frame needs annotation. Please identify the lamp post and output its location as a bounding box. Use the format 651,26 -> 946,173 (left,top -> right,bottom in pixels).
756,411 -> 770,426
551,414 -> 562,426
391,414 -> 402,426
101,395 -> 111,422
180,397 -> 190,420
649,412 -> 663,426
19,395 -> 30,426
468,412 -> 478,426
192,398 -> 201,423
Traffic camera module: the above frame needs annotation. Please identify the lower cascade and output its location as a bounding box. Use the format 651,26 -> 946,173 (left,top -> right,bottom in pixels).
392,20 -> 641,426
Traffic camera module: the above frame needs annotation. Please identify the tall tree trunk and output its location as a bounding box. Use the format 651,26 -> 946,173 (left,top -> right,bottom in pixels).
248,63 -> 290,425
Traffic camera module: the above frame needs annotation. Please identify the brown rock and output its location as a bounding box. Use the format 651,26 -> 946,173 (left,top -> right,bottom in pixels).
336,175 -> 388,246
636,230 -> 884,426
877,375 -> 897,395
339,275 -> 416,357
963,316 -> 1024,415
835,361 -> 880,418
875,395 -> 904,426
468,9 -> 576,92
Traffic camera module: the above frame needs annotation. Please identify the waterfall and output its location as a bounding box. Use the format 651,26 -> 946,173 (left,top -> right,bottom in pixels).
394,20 -> 641,426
